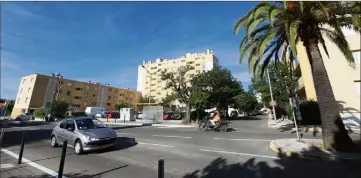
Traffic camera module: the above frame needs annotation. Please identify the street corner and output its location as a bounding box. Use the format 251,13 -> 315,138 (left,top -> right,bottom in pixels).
269,139 -> 361,163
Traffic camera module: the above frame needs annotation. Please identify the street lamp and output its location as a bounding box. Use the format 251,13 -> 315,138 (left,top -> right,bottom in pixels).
49,73 -> 63,120
141,65 -> 151,106
266,68 -> 277,120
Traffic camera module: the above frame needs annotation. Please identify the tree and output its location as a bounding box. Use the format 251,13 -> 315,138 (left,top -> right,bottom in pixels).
191,66 -> 243,117
34,107 -> 50,118
233,92 -> 260,115
114,102 -> 129,110
3,100 -> 14,113
139,96 -> 156,104
234,1 -> 360,151
250,61 -> 298,119
161,65 -> 195,122
160,94 -> 176,108
51,100 -> 69,118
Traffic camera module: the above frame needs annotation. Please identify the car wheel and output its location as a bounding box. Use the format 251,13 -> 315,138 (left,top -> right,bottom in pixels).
74,140 -> 83,155
51,136 -> 58,147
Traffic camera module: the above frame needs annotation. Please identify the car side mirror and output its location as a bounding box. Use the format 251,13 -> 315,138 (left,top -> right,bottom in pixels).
68,127 -> 74,132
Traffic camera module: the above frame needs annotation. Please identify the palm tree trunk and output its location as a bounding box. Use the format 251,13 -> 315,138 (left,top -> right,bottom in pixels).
304,39 -> 356,152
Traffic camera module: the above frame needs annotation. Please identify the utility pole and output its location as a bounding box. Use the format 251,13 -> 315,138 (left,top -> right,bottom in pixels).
266,68 -> 277,120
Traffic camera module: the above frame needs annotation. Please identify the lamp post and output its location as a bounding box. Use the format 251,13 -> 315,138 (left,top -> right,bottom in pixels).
49,73 -> 63,120
141,65 -> 151,106
266,68 -> 277,120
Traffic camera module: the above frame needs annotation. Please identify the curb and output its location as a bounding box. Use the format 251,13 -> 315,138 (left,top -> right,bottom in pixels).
269,141 -> 361,163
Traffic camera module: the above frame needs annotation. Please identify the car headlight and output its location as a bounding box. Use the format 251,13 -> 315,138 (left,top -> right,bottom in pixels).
85,135 -> 99,141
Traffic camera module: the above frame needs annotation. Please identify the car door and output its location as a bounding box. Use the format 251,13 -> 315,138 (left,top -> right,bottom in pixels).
63,119 -> 77,147
57,120 -> 67,143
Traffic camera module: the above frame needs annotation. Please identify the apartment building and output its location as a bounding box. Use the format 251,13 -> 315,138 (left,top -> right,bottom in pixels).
11,73 -> 141,117
290,27 -> 360,124
137,49 -> 219,102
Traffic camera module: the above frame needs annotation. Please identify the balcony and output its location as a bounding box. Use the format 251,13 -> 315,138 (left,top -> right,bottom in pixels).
296,76 -> 304,91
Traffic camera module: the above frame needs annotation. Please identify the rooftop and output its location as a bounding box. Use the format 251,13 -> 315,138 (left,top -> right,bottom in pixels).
142,49 -> 214,65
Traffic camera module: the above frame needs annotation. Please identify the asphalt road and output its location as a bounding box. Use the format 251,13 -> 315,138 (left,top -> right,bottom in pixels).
1,116 -> 360,178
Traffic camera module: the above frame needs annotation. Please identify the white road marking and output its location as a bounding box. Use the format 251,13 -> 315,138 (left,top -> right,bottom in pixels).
0,163 -> 15,169
199,149 -> 278,159
152,135 -> 192,139
137,142 -> 174,148
213,138 -> 272,141
1,148 -> 68,178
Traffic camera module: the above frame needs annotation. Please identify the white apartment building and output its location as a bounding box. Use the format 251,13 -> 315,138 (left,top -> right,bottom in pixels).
137,49 -> 219,102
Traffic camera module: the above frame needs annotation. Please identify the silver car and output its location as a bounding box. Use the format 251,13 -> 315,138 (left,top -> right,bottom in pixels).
50,116 -> 117,154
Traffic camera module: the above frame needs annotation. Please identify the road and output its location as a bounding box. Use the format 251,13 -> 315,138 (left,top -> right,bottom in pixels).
1,116 -> 360,178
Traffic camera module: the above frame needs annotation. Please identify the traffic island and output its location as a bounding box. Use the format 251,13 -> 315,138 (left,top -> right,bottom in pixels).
270,139 -> 361,162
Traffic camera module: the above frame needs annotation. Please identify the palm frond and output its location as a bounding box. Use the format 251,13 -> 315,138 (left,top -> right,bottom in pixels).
288,20 -> 301,57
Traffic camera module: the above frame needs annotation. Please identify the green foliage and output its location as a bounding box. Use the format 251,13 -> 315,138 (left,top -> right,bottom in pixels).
160,94 -> 176,107
299,100 -> 322,125
139,96 -> 156,103
34,107 -> 50,118
114,102 -> 129,110
161,65 -> 195,105
234,1 -> 360,78
190,66 -> 243,114
51,100 -> 69,117
233,92 -> 261,115
3,100 -> 14,112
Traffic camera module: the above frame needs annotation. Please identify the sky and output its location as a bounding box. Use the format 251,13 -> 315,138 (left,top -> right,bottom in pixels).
1,1 -> 257,99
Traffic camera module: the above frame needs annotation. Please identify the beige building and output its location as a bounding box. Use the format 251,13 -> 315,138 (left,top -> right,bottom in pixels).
137,49 -> 219,102
11,73 -> 141,117
292,27 -> 360,126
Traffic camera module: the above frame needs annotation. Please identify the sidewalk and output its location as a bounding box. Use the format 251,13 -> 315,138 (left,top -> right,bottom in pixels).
0,149 -> 52,178
270,138 -> 361,162
98,118 -> 197,128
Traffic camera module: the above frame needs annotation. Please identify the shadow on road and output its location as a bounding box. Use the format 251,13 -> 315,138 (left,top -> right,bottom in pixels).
92,137 -> 138,154
183,150 -> 360,178
227,115 -> 266,121
110,125 -> 151,130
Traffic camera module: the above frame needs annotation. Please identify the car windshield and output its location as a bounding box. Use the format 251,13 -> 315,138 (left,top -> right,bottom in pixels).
76,118 -> 106,130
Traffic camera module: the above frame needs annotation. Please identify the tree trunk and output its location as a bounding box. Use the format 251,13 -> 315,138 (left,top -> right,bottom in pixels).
183,104 -> 191,124
304,39 -> 357,152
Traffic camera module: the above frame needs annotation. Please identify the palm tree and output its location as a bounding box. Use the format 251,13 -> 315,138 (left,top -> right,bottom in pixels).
234,1 -> 360,152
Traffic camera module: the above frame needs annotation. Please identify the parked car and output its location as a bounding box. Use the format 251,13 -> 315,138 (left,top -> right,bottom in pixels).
136,112 -> 143,119
104,111 -> 120,118
171,113 -> 183,120
50,116 -> 117,154
163,112 -> 173,120
14,113 -> 33,121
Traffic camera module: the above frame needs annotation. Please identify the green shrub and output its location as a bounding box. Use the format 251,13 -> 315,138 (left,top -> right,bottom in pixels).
34,107 -> 50,118
299,100 -> 322,125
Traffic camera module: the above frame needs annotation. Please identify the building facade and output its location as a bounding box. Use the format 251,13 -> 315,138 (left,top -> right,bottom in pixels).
11,73 -> 141,117
137,49 -> 219,102
291,27 -> 360,125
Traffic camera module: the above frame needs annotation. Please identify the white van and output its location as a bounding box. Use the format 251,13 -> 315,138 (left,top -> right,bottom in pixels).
85,107 -> 105,117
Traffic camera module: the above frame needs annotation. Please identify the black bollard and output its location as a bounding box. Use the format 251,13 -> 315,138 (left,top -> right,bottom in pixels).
158,159 -> 164,178
18,132 -> 26,164
0,128 -> 4,147
58,140 -> 67,178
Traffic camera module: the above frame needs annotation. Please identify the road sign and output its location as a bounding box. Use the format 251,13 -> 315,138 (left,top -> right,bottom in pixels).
269,100 -> 277,107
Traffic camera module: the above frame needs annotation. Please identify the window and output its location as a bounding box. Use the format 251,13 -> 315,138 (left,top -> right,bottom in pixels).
93,94 -> 96,97
119,94 -> 123,96
60,120 -> 66,129
181,60 -> 185,62
195,63 -> 200,66
352,51 -> 360,65
20,88 -> 23,94
25,97 -> 28,103
114,96 -> 117,100
108,96 -> 111,100
22,79 -> 26,84
30,78 -> 34,82
75,87 -> 82,91
158,64 -> 162,66
187,61 -> 194,65
65,120 -> 75,130
74,96 -> 81,99
67,83 -> 72,87
84,102 -> 87,105
72,104 -> 80,108
151,67 -> 157,70
66,91 -> 71,96
28,87 -> 31,92
17,98 -> 20,104
107,103 -> 111,106
108,88 -> 112,92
